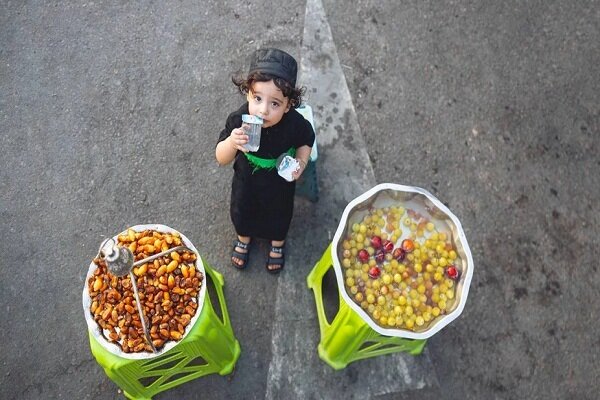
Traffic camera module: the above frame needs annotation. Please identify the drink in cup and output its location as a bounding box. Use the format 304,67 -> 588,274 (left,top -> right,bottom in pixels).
241,114 -> 263,152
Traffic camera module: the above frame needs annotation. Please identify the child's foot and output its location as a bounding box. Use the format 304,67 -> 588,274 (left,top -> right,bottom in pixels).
231,237 -> 251,269
266,240 -> 285,274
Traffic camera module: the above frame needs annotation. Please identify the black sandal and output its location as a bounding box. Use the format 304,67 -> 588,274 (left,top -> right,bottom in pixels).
231,240 -> 251,269
266,245 -> 285,274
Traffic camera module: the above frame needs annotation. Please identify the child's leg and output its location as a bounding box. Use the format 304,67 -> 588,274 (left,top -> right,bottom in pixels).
266,239 -> 285,272
232,235 -> 251,268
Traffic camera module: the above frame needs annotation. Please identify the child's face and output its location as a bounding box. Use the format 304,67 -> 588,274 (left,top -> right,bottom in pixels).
247,80 -> 291,128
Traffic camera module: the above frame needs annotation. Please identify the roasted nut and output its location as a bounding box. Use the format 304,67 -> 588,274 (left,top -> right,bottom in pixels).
134,263 -> 148,277
156,265 -> 167,277
180,265 -> 188,278
101,307 -> 112,321
93,277 -> 103,292
180,314 -> 191,326
128,242 -> 137,253
166,260 -> 178,273
127,229 -> 136,242
138,236 -> 153,245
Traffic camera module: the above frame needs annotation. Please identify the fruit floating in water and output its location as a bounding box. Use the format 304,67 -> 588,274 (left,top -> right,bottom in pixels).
383,240 -> 394,253
370,236 -> 382,249
358,249 -> 369,263
368,266 -> 381,279
375,250 -> 385,263
401,239 -> 415,252
446,265 -> 459,280
393,247 -> 406,261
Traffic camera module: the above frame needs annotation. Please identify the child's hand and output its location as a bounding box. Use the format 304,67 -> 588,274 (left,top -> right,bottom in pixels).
292,159 -> 307,181
230,126 -> 249,152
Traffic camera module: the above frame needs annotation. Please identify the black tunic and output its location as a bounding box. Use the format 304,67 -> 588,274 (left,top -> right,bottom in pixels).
217,103 -> 315,240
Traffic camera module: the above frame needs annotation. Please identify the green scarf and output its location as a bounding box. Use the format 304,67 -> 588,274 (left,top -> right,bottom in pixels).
244,147 -> 296,173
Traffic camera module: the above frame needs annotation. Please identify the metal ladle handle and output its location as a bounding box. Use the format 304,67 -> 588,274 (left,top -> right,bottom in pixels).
129,246 -> 191,353
132,245 -> 192,267
129,270 -> 157,353
129,245 -> 194,353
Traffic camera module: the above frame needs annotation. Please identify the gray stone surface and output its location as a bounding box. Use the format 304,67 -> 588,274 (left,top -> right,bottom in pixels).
1,0 -> 598,399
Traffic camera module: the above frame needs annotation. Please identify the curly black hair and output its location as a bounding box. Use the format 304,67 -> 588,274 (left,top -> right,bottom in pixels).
232,71 -> 305,109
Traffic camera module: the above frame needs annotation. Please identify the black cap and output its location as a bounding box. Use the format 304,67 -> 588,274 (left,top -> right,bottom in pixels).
248,48 -> 298,86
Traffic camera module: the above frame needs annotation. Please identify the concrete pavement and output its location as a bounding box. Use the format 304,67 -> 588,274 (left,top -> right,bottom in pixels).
1,1 -> 598,399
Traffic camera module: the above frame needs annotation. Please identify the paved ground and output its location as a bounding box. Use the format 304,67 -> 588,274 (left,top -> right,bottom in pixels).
324,1 -> 599,399
1,0 -> 598,399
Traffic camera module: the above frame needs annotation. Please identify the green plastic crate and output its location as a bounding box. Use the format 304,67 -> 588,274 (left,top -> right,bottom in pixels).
307,244 -> 426,370
88,263 -> 241,400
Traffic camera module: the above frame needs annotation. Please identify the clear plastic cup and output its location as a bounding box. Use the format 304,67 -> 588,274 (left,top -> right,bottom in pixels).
276,154 -> 299,182
241,114 -> 263,152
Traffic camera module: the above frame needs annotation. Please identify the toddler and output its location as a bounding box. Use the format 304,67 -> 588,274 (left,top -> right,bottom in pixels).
215,48 -> 315,273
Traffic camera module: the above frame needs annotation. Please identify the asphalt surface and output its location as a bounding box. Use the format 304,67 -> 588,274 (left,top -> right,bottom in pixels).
1,1 -> 598,399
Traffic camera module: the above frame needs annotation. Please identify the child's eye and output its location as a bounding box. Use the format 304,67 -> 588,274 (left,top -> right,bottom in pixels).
271,102 -> 280,108
254,96 -> 262,102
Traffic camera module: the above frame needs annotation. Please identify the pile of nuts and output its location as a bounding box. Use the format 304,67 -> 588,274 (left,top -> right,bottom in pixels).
87,229 -> 203,353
